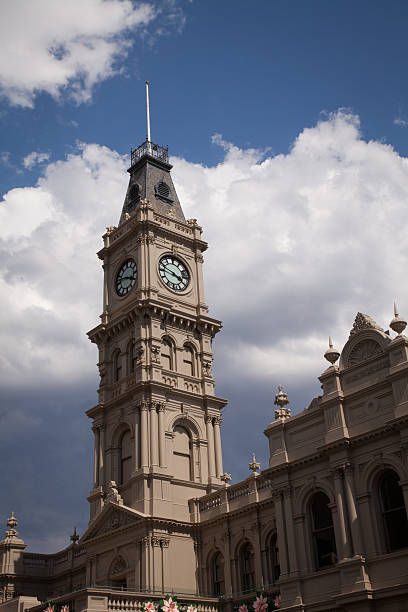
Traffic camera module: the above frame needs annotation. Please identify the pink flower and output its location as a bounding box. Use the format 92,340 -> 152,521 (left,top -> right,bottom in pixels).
273,595 -> 281,609
144,603 -> 155,612
162,598 -> 178,612
186,606 -> 197,612
253,595 -> 268,612
239,605 -> 248,612
44,606 -> 54,612
61,606 -> 69,612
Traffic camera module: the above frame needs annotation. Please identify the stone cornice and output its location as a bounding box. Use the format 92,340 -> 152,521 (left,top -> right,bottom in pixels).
262,414 -> 408,477
98,212 -> 207,260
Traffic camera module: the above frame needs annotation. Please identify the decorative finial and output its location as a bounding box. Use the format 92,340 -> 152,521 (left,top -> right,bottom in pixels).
249,452 -> 260,474
70,527 -> 79,545
390,302 -> 407,335
6,512 -> 18,537
274,385 -> 291,420
324,336 -> 340,364
220,472 -> 232,484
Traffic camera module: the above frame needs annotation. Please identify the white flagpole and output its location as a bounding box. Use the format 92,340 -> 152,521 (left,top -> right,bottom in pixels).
145,81 -> 151,153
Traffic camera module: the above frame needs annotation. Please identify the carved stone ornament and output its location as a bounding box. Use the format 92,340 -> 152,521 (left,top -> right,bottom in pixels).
151,346 -> 161,364
85,510 -> 137,540
349,312 -> 384,338
110,556 -> 127,575
202,360 -> 212,376
105,481 -> 123,505
347,339 -> 382,367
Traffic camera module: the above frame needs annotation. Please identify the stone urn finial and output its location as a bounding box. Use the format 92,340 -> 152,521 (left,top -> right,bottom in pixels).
70,527 -> 79,545
324,336 -> 340,365
390,302 -> 407,335
5,512 -> 18,537
220,472 -> 232,484
249,452 -> 260,475
274,385 -> 291,420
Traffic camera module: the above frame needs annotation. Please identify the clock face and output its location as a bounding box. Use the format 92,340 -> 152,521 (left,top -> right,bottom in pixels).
158,255 -> 190,292
115,259 -> 137,296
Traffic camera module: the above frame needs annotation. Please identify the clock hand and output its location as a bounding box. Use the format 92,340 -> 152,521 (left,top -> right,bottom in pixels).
167,267 -> 182,281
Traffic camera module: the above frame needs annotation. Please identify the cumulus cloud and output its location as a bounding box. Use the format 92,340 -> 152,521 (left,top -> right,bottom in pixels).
23,151 -> 50,169
3,110 -> 408,548
0,0 -> 182,108
1,110 -> 408,398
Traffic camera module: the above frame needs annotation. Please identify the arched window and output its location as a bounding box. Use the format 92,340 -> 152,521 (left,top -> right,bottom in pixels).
161,337 -> 173,370
210,552 -> 225,596
113,350 -> 122,382
173,425 -> 192,481
310,492 -> 337,569
379,470 -> 408,552
266,532 -> 280,584
127,341 -> 137,374
239,542 -> 255,593
120,430 -> 132,484
183,344 -> 195,376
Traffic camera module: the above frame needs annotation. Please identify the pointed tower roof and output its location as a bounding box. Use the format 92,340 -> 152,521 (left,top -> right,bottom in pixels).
119,83 -> 185,224
119,139 -> 186,225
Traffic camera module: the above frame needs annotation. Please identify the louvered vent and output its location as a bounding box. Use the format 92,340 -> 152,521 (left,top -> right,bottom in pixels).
156,181 -> 170,199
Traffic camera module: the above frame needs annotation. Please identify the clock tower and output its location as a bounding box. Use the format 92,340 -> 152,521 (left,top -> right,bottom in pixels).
86,130 -> 227,524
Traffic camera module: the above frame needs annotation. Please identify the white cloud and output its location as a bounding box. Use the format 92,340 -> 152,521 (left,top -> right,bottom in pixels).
1,111 -> 408,397
0,152 -> 11,165
394,117 -> 408,127
23,151 -> 50,169
0,0 -> 182,108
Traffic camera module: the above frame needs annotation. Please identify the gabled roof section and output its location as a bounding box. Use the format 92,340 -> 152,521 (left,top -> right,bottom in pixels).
80,502 -> 147,544
119,139 -> 185,225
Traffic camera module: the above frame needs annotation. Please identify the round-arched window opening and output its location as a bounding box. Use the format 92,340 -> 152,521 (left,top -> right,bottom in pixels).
310,491 -> 337,569
156,181 -> 171,199
211,551 -> 225,596
379,470 -> 408,551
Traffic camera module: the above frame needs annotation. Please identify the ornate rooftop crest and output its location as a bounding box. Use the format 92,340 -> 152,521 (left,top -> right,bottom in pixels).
349,312 -> 384,338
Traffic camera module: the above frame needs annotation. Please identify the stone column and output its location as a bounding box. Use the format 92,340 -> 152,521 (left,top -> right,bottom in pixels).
93,427 -> 100,487
401,481 -> 408,520
294,514 -> 308,573
140,402 -> 148,467
150,402 -> 159,467
133,408 -> 139,472
206,416 -> 216,479
344,463 -> 363,555
273,490 -> 289,576
283,486 -> 298,574
98,426 -> 105,487
333,468 -> 351,559
158,402 -> 166,467
213,416 -> 223,477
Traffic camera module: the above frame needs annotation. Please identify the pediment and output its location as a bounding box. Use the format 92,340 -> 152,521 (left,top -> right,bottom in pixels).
80,503 -> 147,543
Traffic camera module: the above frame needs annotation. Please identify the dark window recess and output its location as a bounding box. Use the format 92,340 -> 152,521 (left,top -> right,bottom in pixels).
127,184 -> 140,211
311,492 -> 337,569
379,470 -> 408,551
156,181 -> 172,200
239,543 -> 255,592
211,552 -> 225,596
129,184 -> 140,200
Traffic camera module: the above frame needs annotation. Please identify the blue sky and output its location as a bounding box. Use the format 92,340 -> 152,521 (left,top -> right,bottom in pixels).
2,0 -> 408,553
